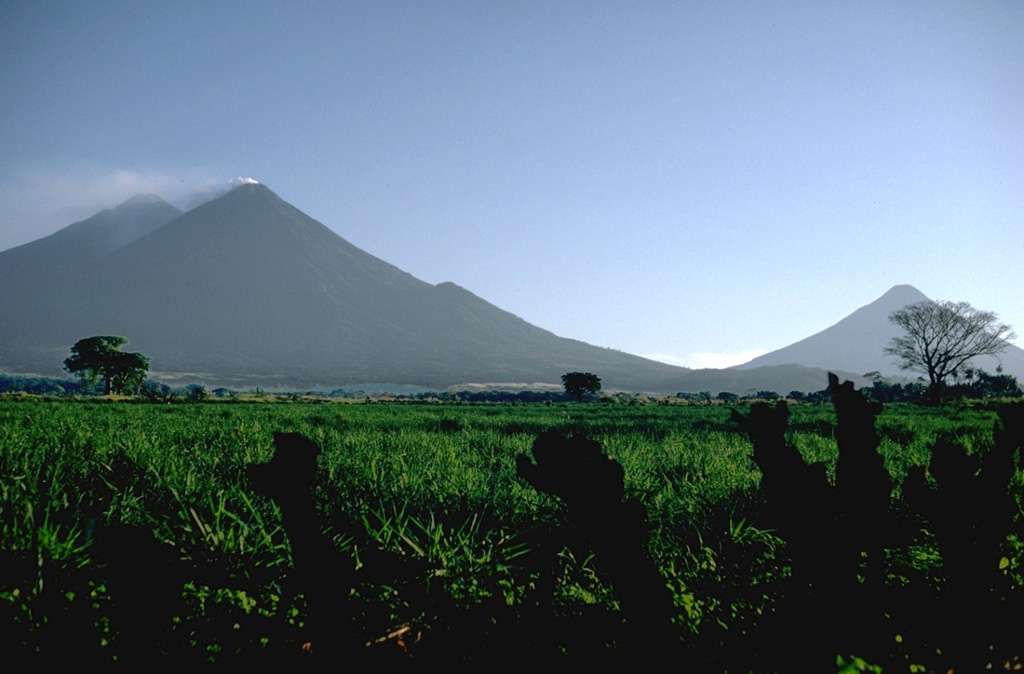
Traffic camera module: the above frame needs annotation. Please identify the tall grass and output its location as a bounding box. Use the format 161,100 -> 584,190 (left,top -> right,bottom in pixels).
0,398 -> 1017,668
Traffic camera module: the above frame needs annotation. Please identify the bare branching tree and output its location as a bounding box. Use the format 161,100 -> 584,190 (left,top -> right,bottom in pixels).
885,300 -> 1015,403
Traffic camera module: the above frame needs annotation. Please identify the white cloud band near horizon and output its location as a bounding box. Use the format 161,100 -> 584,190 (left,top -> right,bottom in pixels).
645,349 -> 769,370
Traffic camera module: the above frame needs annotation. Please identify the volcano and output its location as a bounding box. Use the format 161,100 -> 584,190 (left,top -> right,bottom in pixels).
0,184 -> 696,389
734,284 -> 1024,380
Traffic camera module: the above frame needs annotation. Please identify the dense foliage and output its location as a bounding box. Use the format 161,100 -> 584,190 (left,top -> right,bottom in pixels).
561,372 -> 602,402
63,336 -> 150,395
1,398 -> 1021,670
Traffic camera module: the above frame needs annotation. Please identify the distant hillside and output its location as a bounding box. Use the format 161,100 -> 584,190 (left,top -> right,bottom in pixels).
735,284 -> 1024,380
644,364 -> 866,397
0,194 -> 181,285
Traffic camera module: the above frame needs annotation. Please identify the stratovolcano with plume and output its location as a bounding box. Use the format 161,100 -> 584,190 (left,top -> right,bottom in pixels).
1,183 -> 721,390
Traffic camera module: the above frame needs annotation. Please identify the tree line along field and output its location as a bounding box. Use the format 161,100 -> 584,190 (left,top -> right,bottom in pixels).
1,397 -> 1021,671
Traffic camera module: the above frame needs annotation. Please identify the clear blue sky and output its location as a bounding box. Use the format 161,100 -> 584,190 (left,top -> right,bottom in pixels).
2,1 -> 1021,368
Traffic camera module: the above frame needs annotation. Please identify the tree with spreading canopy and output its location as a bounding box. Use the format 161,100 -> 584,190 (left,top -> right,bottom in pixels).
64,336 -> 150,395
561,371 -> 602,402
884,300 -> 1015,404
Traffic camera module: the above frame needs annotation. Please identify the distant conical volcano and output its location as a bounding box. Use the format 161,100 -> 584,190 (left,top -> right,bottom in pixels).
734,284 -> 1024,379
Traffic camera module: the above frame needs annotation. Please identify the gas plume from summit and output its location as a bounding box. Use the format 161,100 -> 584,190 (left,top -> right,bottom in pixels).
182,176 -> 261,212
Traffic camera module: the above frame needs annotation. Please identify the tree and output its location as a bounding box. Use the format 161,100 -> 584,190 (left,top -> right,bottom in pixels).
64,336 -> 150,395
561,372 -> 602,401
884,300 -> 1015,404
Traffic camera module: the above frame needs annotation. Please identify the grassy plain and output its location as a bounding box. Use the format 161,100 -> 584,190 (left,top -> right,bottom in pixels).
1,397 -> 1020,670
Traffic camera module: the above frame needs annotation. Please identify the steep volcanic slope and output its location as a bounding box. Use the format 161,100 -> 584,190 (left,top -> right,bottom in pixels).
0,184 -> 696,389
735,285 -> 1024,379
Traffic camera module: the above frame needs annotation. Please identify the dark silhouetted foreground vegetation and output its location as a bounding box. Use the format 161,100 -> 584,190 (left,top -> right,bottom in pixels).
1,394 -> 1021,671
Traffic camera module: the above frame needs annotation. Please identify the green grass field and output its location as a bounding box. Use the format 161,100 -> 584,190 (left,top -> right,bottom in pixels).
1,397 -> 1021,671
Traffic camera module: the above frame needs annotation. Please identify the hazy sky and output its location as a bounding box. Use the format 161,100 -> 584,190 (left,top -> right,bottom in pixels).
2,1 -> 1021,368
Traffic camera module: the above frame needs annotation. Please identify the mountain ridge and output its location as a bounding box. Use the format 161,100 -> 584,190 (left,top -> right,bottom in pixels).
0,193 -> 181,270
